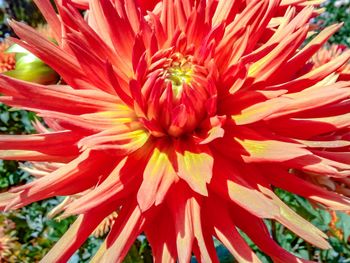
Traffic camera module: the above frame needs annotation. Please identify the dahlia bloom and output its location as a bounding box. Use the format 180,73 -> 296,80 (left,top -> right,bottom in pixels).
0,41 -> 15,73
1,0 -> 350,262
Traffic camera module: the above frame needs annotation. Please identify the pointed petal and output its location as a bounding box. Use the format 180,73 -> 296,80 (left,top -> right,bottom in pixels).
248,25 -> 308,83
212,0 -> 236,26
231,97 -> 292,125
78,125 -> 149,155
282,24 -> 343,80
233,128 -> 310,163
207,197 -> 261,263
191,197 -> 219,263
0,74 -> 118,114
211,159 -> 280,218
9,21 -> 86,87
259,186 -> 331,249
265,167 -> 350,210
62,153 -> 148,217
137,143 -> 178,211
0,149 -> 75,162
7,150 -> 116,210
266,82 -> 350,120
167,186 -> 195,263
175,140 -> 213,196
145,206 -> 178,263
33,0 -> 62,43
0,131 -> 79,151
232,205 -> 314,263
101,201 -> 145,262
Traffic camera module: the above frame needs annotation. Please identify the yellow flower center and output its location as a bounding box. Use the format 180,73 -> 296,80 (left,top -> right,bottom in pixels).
165,54 -> 194,98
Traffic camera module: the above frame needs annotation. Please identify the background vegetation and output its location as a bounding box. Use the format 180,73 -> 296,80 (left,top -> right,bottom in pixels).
1,0 -> 350,262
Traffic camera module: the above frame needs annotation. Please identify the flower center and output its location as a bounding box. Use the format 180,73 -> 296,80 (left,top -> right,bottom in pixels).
165,55 -> 194,98
140,51 -> 217,138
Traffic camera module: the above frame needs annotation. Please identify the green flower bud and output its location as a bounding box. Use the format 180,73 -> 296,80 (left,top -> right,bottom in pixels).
4,44 -> 59,85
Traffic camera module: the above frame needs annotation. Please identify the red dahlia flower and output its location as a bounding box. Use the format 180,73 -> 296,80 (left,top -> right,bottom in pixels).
1,0 -> 350,262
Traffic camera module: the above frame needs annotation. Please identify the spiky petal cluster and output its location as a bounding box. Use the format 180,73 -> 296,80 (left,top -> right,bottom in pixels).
311,44 -> 350,81
1,0 -> 350,262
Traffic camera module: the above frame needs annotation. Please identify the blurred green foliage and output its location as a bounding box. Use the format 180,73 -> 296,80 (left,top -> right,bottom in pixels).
317,0 -> 350,46
0,0 -> 44,38
0,103 -> 35,189
1,0 -> 350,262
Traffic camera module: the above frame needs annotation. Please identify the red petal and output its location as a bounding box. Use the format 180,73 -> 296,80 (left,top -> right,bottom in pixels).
33,0 -> 62,42
100,200 -> 145,262
145,205 -> 178,263
7,150 -> 116,210
62,151 -> 148,216
167,186 -> 195,263
206,197 -> 261,263
232,205 -> 314,263
265,166 -> 350,210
